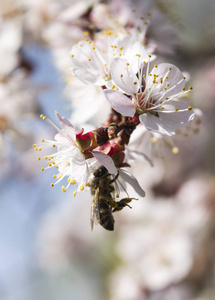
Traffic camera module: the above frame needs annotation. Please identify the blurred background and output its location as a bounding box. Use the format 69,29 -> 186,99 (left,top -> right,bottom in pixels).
0,0 -> 215,299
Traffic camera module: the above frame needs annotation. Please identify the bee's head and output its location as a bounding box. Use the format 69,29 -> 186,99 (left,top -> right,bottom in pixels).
93,166 -> 108,177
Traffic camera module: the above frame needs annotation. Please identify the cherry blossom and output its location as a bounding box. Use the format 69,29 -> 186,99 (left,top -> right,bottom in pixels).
34,112 -> 117,193
104,58 -> 195,135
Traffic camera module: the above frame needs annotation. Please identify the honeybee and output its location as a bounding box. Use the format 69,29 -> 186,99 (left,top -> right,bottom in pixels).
90,166 -> 137,231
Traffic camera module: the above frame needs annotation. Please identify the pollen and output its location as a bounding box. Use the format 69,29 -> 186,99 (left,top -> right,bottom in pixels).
52,144 -> 56,147
161,106 -> 164,109
188,106 -> 192,110
51,183 -> 54,187
92,47 -> 95,50
169,67 -> 172,71
73,190 -> 77,197
41,139 -> 45,142
119,47 -> 124,51
86,183 -> 91,187
182,88 -> 185,91
142,75 -> 146,78
148,54 -> 151,58
183,76 -> 186,80
32,144 -> 36,148
71,54 -> 74,57
53,175 -> 56,178
175,108 -> 179,111
43,116 -> 46,120
126,63 -> 129,66
111,85 -> 115,89
62,186 -> 67,193
40,114 -> 44,118
189,87 -> 193,90
121,74 -> 123,77
79,184 -> 84,191
172,147 -> 179,154
88,58 -> 91,61
41,168 -> 44,171
38,157 -> 41,160
154,64 -> 158,68
133,82 -> 137,85
70,179 -> 76,185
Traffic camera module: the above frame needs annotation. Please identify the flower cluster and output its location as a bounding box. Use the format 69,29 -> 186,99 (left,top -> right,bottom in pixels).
33,1 -> 197,228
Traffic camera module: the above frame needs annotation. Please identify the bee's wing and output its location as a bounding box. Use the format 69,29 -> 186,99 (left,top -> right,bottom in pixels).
90,188 -> 100,231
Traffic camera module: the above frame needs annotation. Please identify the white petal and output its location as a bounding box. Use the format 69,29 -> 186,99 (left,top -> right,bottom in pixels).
72,67 -> 103,85
119,169 -> 145,197
104,89 -> 136,117
139,113 -> 175,136
110,58 -> 139,96
148,63 -> 185,102
159,109 -> 195,128
91,150 -> 117,174
55,112 -> 76,141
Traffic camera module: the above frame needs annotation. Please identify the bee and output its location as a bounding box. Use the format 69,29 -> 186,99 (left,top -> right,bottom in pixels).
90,166 -> 137,231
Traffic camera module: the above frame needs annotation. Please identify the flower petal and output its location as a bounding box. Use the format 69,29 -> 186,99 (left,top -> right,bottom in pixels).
91,150 -> 117,174
139,113 -> 175,136
119,169 -> 145,197
110,57 -> 139,96
55,112 -> 76,141
104,89 -> 136,117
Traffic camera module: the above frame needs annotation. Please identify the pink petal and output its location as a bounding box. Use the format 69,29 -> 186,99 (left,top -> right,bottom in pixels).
104,89 -> 136,117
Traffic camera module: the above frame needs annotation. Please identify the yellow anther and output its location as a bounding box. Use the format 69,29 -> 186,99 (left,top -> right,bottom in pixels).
80,44 -> 83,47
92,47 -> 95,50
34,147 -> 38,151
104,64 -> 107,66
183,76 -> 186,80
149,73 -> 152,76
38,157 -> 41,160
148,54 -> 151,58
142,75 -> 146,78
83,31 -> 89,35
71,54 -> 74,57
53,175 -> 56,178
164,88 -> 167,91
40,114 -> 44,118
144,22 -> 148,25
62,186 -> 66,193
188,106 -> 192,110
43,116 -> 46,120
111,85 -> 115,89
119,47 -> 124,51
85,38 -> 89,41
52,144 -> 56,147
169,68 -> 172,71
189,87 -> 193,90
151,137 -> 158,143
175,108 -> 179,111
161,106 -> 164,109
165,76 -> 168,79
41,168 -> 44,171
182,88 -> 185,91
57,174 -> 63,179
51,183 -> 54,187
88,58 -> 91,61
56,166 -> 59,169
44,156 -> 47,160
41,139 -> 45,142
70,179 -> 76,185
86,183 -> 91,187
88,41 -> 92,44
167,84 -> 169,87
160,78 -> 163,83
154,64 -> 158,68
79,184 -> 84,191
116,194 -> 119,198
165,97 -> 169,100
172,147 -> 179,154
65,161 -> 70,166
121,74 -> 123,77
160,101 -> 163,104
48,163 -> 52,167
133,82 -> 137,85
126,63 -> 129,66
32,144 -> 36,148
38,148 -> 42,151
73,190 -> 77,197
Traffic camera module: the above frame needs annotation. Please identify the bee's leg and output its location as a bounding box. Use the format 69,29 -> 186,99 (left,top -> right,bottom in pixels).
109,171 -> 119,184
112,198 -> 138,212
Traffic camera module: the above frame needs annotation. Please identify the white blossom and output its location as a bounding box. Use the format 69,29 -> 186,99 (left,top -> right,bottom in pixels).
105,58 -> 195,136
